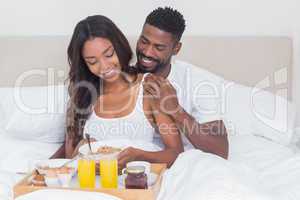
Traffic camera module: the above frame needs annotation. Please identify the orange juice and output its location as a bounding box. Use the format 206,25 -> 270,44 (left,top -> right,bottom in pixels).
78,158 -> 95,188
100,158 -> 118,188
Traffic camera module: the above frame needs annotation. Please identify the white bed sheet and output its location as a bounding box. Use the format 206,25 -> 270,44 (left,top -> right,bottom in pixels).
0,134 -> 61,200
0,135 -> 61,173
0,170 -> 23,200
228,135 -> 294,172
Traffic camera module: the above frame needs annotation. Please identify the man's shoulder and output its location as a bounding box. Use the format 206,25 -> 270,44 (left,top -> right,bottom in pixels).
169,60 -> 200,79
171,59 -> 224,82
172,59 -> 197,71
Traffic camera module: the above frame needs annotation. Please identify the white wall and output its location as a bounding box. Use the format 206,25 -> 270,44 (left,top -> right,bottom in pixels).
0,0 -> 300,127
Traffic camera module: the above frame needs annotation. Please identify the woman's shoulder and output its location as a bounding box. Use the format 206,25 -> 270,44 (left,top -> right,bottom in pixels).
126,72 -> 145,85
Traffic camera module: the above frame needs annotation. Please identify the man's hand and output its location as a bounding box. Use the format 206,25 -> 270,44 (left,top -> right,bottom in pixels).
117,147 -> 142,170
143,74 -> 182,116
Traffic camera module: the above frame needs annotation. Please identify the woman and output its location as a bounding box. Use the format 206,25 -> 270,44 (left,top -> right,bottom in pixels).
65,15 -> 183,168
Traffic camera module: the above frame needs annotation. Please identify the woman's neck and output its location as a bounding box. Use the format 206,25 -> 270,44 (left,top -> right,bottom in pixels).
103,74 -> 135,94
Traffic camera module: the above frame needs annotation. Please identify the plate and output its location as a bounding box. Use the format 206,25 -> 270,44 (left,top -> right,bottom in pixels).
15,189 -> 122,200
35,159 -> 78,176
118,172 -> 158,188
78,139 -> 161,156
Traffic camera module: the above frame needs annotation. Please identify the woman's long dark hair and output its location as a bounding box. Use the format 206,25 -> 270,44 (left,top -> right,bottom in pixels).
66,15 -> 135,148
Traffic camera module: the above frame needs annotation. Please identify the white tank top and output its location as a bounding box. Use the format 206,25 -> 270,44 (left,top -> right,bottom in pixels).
83,74 -> 155,142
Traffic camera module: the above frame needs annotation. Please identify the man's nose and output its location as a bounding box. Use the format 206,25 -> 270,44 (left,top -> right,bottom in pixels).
143,45 -> 155,58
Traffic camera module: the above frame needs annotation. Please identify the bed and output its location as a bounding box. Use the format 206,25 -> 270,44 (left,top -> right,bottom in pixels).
0,36 -> 298,200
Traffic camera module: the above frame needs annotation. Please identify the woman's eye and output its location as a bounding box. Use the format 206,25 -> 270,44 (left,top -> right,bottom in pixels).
105,50 -> 114,58
87,61 -> 97,65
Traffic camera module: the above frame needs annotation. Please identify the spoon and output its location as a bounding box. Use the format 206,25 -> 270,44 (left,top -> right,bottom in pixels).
85,133 -> 93,154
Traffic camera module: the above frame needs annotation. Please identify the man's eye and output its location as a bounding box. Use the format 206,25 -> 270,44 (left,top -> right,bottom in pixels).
156,47 -> 165,51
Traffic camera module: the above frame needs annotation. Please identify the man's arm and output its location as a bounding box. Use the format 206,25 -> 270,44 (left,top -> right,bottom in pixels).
171,107 -> 228,159
143,74 -> 229,159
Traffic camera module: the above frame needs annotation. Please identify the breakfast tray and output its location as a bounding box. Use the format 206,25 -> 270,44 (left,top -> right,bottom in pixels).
13,163 -> 166,200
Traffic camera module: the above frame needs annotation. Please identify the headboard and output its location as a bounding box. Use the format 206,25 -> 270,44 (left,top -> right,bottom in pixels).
0,36 -> 293,98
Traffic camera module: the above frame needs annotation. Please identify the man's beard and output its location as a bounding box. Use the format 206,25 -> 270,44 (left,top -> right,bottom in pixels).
136,51 -> 167,74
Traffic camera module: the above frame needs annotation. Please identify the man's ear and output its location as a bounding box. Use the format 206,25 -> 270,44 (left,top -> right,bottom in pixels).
172,42 -> 182,55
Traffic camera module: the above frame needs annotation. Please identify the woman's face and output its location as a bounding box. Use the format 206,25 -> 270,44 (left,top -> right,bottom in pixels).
82,37 -> 121,82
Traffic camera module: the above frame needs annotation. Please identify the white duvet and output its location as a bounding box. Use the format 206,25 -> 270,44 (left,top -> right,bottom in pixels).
157,135 -> 300,200
157,150 -> 273,200
1,135 -> 300,200
259,155 -> 300,200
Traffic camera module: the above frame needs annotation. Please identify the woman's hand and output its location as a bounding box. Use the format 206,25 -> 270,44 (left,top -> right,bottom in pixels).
117,147 -> 142,170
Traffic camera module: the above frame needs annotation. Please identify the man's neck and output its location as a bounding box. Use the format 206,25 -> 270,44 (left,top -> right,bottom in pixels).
154,63 -> 171,78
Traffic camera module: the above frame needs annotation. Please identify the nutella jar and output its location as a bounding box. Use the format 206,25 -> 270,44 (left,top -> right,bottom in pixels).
125,166 -> 148,189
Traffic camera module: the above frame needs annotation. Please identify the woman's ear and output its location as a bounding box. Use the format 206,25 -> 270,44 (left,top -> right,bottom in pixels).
172,42 -> 182,55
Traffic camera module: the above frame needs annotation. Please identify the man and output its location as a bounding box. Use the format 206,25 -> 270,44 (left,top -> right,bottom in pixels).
136,7 -> 229,159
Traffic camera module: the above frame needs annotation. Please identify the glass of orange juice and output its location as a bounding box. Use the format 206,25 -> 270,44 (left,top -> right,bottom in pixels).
78,154 -> 96,188
99,152 -> 118,189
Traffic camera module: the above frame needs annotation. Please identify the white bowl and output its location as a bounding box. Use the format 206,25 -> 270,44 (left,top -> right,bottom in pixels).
57,173 -> 73,187
78,139 -> 161,156
44,176 -> 60,187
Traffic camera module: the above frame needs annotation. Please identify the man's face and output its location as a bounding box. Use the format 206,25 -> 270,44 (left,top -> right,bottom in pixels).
136,24 -> 180,73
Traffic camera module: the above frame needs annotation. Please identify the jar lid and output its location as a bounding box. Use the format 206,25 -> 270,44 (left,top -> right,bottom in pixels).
126,166 -> 145,174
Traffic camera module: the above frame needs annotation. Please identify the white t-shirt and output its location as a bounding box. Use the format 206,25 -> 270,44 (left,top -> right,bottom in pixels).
153,59 -> 225,150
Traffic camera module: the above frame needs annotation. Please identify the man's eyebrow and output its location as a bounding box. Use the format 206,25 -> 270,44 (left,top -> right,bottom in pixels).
155,43 -> 167,48
141,35 -> 149,42
141,35 -> 167,48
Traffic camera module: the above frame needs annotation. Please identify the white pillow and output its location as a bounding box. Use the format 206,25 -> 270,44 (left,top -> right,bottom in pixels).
251,87 -> 295,146
0,88 -> 16,134
223,83 -> 253,136
0,85 -> 68,143
224,83 -> 295,146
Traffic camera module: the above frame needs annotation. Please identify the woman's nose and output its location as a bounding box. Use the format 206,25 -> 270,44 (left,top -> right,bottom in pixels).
99,59 -> 110,71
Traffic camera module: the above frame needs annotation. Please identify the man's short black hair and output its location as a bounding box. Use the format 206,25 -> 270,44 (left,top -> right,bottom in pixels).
145,7 -> 186,41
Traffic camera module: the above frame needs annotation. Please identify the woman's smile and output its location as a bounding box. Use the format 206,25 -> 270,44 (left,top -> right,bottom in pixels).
100,68 -> 119,79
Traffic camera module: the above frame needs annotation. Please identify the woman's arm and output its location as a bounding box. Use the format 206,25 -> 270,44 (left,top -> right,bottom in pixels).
50,143 -> 65,158
118,98 -> 184,168
50,132 -> 75,159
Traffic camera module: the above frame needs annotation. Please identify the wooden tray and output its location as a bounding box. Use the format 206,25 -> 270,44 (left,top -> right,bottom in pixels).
14,163 -> 166,200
